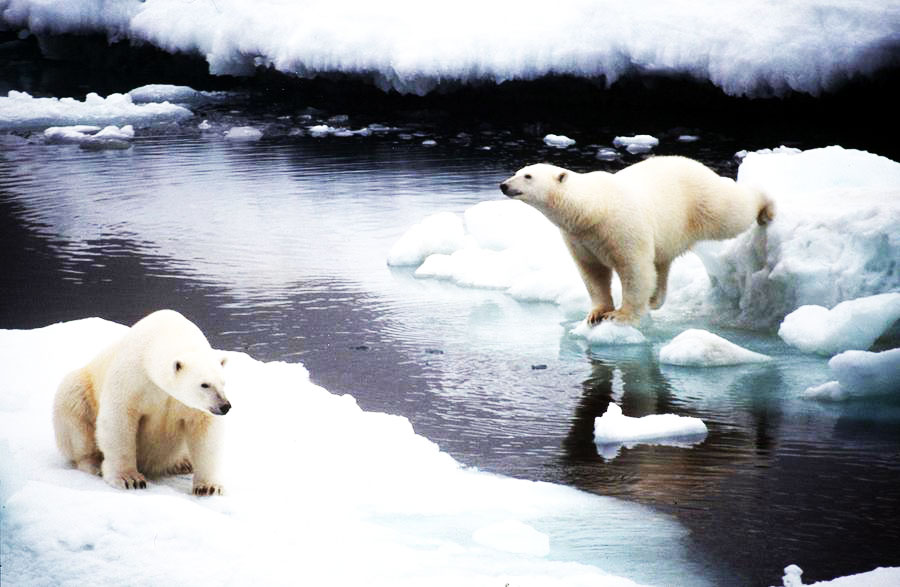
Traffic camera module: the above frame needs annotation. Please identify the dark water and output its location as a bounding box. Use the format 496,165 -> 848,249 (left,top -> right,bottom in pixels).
3,98 -> 900,586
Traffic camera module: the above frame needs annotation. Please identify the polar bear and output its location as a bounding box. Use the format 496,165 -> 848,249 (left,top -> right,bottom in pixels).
500,157 -> 774,324
53,309 -> 230,495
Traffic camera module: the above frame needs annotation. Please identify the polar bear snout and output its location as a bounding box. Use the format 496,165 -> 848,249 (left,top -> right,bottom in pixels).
499,180 -> 521,198
210,399 -> 231,416
204,386 -> 231,415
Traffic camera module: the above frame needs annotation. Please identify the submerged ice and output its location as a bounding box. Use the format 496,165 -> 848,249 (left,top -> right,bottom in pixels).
1,0 -> 897,97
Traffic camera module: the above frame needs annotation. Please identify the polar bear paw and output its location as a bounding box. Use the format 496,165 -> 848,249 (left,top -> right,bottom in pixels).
587,308 -> 637,326
166,458 -> 194,476
107,470 -> 147,490
193,482 -> 224,497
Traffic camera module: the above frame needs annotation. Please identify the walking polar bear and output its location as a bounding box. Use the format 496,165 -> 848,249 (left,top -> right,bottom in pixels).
53,309 -> 231,495
500,156 -> 775,325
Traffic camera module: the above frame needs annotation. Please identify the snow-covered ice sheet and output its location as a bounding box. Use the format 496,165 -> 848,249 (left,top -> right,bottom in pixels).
593,403 -> 708,460
778,293 -> 900,356
0,90 -> 192,129
801,348 -> 900,401
777,564 -> 900,587
1,0 -> 897,97
0,318 -> 712,586
659,329 -> 770,366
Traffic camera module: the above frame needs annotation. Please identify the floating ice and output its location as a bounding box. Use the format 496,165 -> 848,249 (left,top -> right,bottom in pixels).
697,146 -> 900,329
128,84 -> 225,105
613,135 -> 659,154
593,403 -> 708,460
677,135 -> 700,143
801,348 -> 900,401
0,317 -> 702,586
386,211 -> 468,267
224,126 -> 263,141
777,293 -> 900,356
4,0 -> 895,97
596,147 -> 620,161
308,124 -> 370,138
570,320 -> 646,346
659,329 -> 770,366
0,90 -> 192,129
777,564 -> 900,587
43,124 -> 135,149
544,134 -> 576,148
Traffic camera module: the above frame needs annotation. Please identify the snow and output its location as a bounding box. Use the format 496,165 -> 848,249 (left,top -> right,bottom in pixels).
593,403 -> 707,460
801,348 -> 900,401
224,126 -> 263,141
659,329 -> 771,366
391,147 -> 900,336
777,293 -> 900,356
0,90 -> 192,129
777,564 -> 900,587
1,317 -> 696,587
2,1 -> 897,97
612,134 -> 659,154
544,134 -> 576,148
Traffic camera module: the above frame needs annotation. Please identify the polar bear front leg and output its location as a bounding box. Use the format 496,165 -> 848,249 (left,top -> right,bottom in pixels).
601,257 -> 656,324
187,418 -> 225,496
565,237 -> 615,324
96,402 -> 147,490
648,260 -> 671,310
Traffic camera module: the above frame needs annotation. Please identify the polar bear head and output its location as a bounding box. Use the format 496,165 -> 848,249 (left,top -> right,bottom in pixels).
152,349 -> 231,416
499,163 -> 570,207
172,351 -> 230,415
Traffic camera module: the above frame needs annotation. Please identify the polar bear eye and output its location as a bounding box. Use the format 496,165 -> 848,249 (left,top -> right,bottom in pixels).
524,174 -> 532,180
201,383 -> 210,389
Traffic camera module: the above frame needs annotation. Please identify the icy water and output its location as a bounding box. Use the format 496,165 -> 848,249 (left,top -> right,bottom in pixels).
2,105 -> 899,586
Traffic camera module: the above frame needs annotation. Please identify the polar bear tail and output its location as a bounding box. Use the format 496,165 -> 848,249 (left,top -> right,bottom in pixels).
756,192 -> 776,226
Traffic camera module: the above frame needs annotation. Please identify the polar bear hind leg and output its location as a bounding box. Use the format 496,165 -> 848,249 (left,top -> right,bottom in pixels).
53,370 -> 103,476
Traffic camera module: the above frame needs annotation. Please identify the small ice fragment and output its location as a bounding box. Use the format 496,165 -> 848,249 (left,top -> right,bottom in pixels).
677,135 -> 700,142
782,565 -> 803,587
198,120 -> 212,130
570,320 -> 646,345
224,126 -> 263,140
543,134 -> 575,148
659,329 -> 770,366
421,139 -> 437,146
612,134 -> 659,154
595,147 -> 619,161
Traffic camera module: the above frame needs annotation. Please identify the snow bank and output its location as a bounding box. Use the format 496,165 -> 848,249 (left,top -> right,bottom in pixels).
0,90 -> 192,130
1,318 -> 698,586
659,329 -> 770,366
801,348 -> 900,401
777,564 -> 900,587
593,403 -> 707,460
778,293 -> 900,355
2,0 -> 897,97
697,146 -> 900,329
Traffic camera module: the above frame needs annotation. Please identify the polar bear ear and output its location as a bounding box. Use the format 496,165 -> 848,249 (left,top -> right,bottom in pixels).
220,356 -> 228,367
174,360 -> 183,374
557,171 -> 568,183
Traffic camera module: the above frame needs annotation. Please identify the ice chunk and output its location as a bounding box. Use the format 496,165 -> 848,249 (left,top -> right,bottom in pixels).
778,293 -> 900,355
0,90 -> 192,129
697,146 -> 900,329
677,135 -> 700,143
802,348 -> 900,401
777,564 -> 900,586
543,134 -> 575,148
570,320 -> 646,345
224,126 -> 263,141
43,124 -> 134,149
128,84 -> 225,105
613,135 -> 659,154
472,520 -> 550,556
593,403 -> 708,459
386,212 -> 467,266
659,329 -> 771,366
782,565 -> 803,587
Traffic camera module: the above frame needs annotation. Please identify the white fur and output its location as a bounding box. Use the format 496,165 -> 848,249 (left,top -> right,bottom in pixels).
500,157 -> 774,324
53,309 -> 230,495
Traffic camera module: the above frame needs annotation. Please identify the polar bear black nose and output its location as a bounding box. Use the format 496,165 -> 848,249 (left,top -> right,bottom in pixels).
500,182 -> 509,195
211,401 -> 231,416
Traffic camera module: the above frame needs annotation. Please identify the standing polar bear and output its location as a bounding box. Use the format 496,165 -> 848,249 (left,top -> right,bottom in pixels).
53,309 -> 231,495
500,156 -> 775,324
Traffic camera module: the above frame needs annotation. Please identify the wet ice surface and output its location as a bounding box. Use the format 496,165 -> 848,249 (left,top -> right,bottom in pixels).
1,99 -> 899,585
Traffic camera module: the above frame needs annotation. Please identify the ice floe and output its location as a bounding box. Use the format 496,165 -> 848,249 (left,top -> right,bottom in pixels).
544,134 -> 576,148
801,348 -> 900,402
659,329 -> 771,366
593,403 -> 708,460
777,293 -> 900,356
